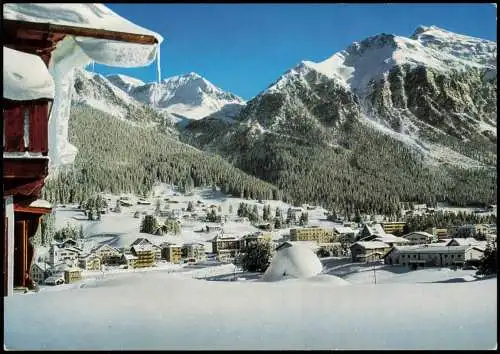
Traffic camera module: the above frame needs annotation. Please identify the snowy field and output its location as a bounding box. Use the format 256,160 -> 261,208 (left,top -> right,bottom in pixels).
4,261 -> 496,350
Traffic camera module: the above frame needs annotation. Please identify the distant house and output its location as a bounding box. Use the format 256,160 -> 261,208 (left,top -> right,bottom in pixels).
130,238 -> 162,260
92,244 -> 121,264
333,226 -> 357,243
49,244 -> 81,267
276,241 -> 319,253
211,234 -> 245,262
137,199 -> 151,205
445,238 -> 487,249
358,223 -> 386,241
119,200 -> 134,207
383,245 -> 484,268
30,262 -> 50,285
181,243 -> 206,261
290,227 -> 335,244
350,241 -> 391,263
380,222 -> 406,235
131,244 -> 155,268
206,225 -> 223,233
402,231 -> 435,245
78,254 -> 101,271
162,244 -> 182,264
64,267 -> 82,284
426,227 -> 449,240
122,254 -> 138,268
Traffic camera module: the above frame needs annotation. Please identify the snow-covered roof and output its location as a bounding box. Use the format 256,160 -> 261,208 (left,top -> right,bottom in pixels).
132,244 -> 153,252
123,254 -> 138,261
3,4 -> 163,45
363,224 -> 386,236
3,47 -> 55,101
396,245 -> 471,254
403,231 -> 434,239
352,241 -> 390,250
334,226 -> 355,234
29,199 -> 52,209
262,242 -> 323,282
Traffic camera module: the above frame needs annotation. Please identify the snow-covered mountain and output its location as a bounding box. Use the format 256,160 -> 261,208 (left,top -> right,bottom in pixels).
193,25 -> 496,165
183,25 -> 497,210
108,72 -> 246,122
106,74 -> 145,94
72,69 -> 173,130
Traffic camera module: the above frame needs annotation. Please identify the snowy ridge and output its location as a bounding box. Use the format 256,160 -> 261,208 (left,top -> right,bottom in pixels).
267,27 -> 495,97
126,72 -> 246,121
106,74 -> 145,94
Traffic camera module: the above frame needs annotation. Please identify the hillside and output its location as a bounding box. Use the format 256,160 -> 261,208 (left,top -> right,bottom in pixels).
183,25 -> 497,214
42,105 -> 282,204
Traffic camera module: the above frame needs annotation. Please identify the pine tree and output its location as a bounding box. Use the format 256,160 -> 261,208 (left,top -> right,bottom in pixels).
187,201 -> 194,212
263,204 -> 270,221
239,241 -> 272,272
229,204 -> 233,215
78,225 -> 84,240
155,199 -> 161,216
115,200 -> 121,213
477,240 -> 497,276
140,215 -> 158,234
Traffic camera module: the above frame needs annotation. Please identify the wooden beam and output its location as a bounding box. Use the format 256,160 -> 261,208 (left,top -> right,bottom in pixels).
14,205 -> 52,215
4,19 -> 159,45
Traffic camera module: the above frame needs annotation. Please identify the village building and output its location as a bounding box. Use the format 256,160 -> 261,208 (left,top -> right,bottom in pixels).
242,232 -> 273,247
162,244 -> 183,264
383,245 -> 484,268
2,3 -> 162,296
181,243 -> 206,262
92,244 -> 121,264
211,234 -> 245,262
425,227 -> 450,239
290,227 -> 335,244
402,231 -> 436,245
350,241 -> 392,263
78,254 -> 102,271
131,244 -> 155,268
121,254 -> 138,269
358,223 -> 386,240
380,221 -> 406,235
49,243 -> 81,267
64,267 -> 82,284
333,226 -> 357,243
30,262 -> 51,285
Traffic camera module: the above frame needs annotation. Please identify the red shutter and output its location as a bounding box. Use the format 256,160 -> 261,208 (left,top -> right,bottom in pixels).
29,103 -> 49,153
4,106 -> 24,152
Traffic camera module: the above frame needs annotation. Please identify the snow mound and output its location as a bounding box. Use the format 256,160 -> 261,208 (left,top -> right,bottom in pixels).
304,274 -> 350,285
3,47 -> 55,101
262,243 -> 323,282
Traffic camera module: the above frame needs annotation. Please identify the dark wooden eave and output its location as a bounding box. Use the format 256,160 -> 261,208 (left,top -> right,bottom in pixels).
3,19 -> 159,45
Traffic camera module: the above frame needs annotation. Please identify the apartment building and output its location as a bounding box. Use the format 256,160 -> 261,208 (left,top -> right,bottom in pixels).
290,227 -> 335,244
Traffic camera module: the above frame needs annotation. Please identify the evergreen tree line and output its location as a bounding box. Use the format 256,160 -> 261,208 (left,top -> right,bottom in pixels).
41,106 -> 282,205
225,119 -> 497,216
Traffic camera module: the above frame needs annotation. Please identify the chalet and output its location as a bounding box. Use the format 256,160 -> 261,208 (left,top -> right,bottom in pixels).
3,3 -> 161,296
129,237 -> 162,260
91,244 -> 121,264
242,232 -> 273,247
350,241 -> 391,263
49,244 -> 81,267
131,244 -> 155,268
122,254 -> 138,268
30,262 -> 50,285
358,223 -> 386,241
401,231 -> 436,245
371,234 -> 410,247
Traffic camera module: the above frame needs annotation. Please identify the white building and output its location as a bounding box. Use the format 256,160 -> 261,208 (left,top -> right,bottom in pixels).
49,244 -> 81,267
383,245 -> 484,267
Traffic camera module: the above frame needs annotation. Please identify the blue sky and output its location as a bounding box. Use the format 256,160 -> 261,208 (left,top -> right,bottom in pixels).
94,4 -> 497,100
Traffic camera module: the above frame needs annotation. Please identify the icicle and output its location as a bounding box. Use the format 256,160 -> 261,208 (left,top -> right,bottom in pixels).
156,44 -> 161,84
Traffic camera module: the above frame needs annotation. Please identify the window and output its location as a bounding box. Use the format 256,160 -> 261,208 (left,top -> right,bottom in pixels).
23,108 -> 30,149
